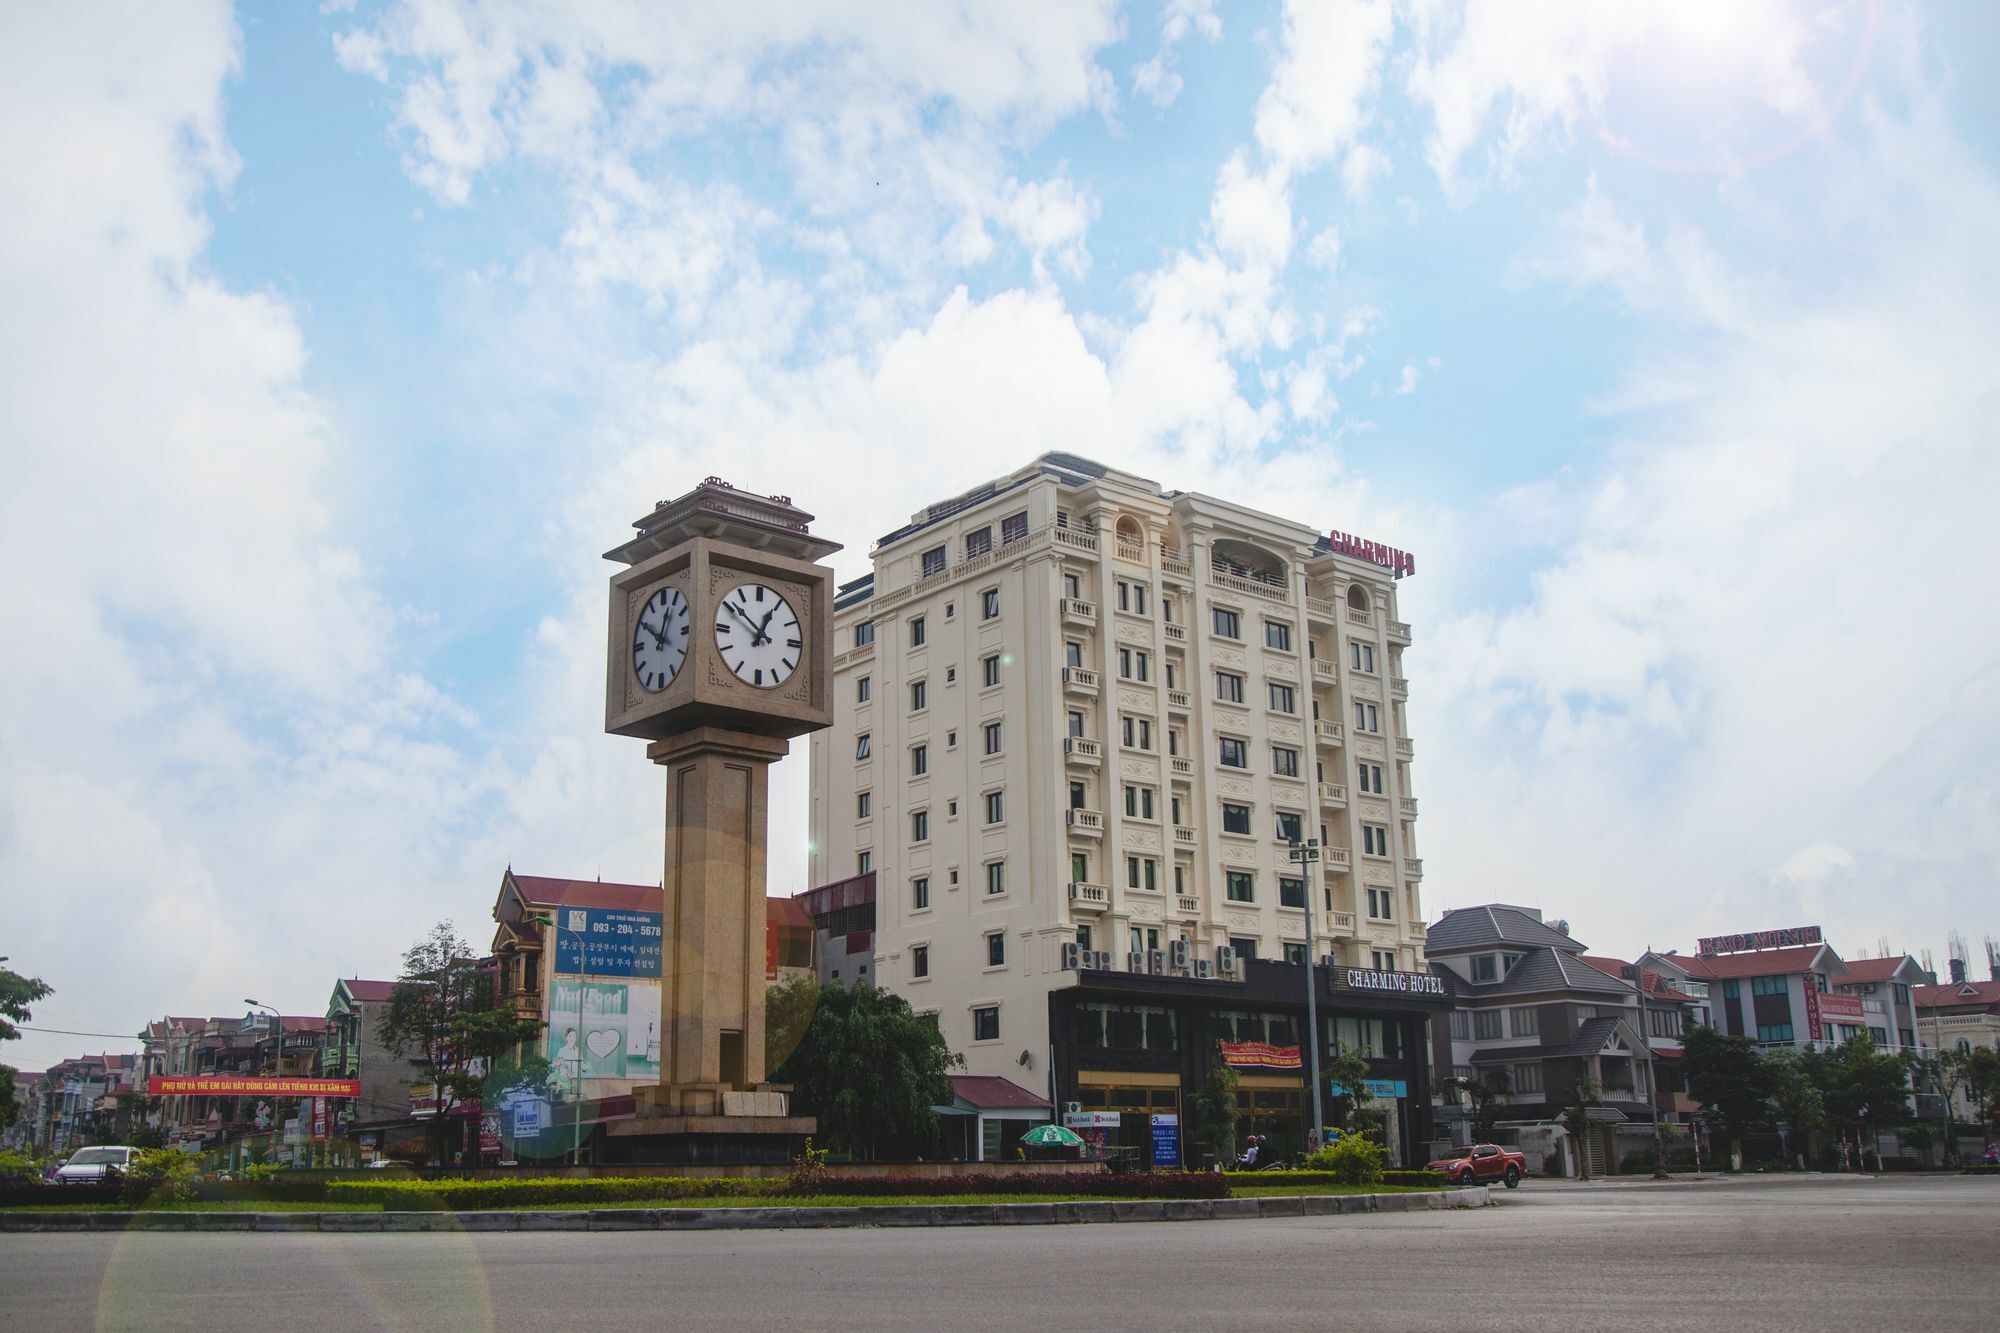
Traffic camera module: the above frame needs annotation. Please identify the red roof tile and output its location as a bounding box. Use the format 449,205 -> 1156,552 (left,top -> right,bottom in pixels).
342,979 -> 401,1003
1915,980 -> 2000,1010
948,1074 -> 1050,1111
508,873 -> 660,913
1576,955 -> 1697,1001
1837,956 -> 1918,985
1661,945 -> 1835,980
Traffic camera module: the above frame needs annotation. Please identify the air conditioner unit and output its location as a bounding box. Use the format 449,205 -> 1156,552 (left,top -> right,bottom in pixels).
1217,946 -> 1239,976
1092,950 -> 1114,971
1169,939 -> 1191,971
1147,948 -> 1166,975
1060,942 -> 1082,970
1126,951 -> 1146,974
1194,959 -> 1215,979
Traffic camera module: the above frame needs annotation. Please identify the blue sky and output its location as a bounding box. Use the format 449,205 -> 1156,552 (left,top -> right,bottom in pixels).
4,1 -> 1998,1069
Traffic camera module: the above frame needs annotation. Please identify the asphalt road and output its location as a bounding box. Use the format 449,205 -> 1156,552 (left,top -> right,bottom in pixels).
2,1176 -> 1994,1331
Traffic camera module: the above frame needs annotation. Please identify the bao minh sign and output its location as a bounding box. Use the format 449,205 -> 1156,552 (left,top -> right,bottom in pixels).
148,1077 -> 361,1098
1697,925 -> 1822,957
1328,529 -> 1415,579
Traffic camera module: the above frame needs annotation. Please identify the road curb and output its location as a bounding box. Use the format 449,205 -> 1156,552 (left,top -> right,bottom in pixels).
0,1188 -> 1488,1234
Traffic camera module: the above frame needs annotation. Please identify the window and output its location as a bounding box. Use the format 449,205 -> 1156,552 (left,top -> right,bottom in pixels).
1349,641 -> 1374,673
1892,983 -> 1911,1005
1268,682 -> 1295,714
911,745 -> 928,776
1471,954 -> 1498,983
1357,762 -> 1384,795
945,667 -> 956,683
1750,975 -> 1787,997
1367,887 -> 1393,920
1265,621 -> 1293,651
1231,937 -> 1258,962
1272,746 -> 1300,778
1814,973 -> 1829,993
1068,710 -> 1085,738
985,861 -> 1006,895
1001,511 -> 1028,545
1473,1010 -> 1504,1040
964,527 -> 991,558
1757,1023 -> 1795,1043
945,730 -> 958,749
1124,785 -> 1156,820
982,654 -> 1001,687
1510,1008 -> 1538,1038
1346,584 -> 1369,612
1121,715 -> 1153,749
987,933 -> 1006,967
1064,572 -> 1082,599
1126,857 -> 1158,892
1352,701 -> 1379,733
855,733 -> 871,760
857,792 -> 871,818
1362,824 -> 1390,857
944,601 -> 954,620
1450,1012 -> 1472,1040
1216,671 -> 1244,703
983,721 -> 1003,755
857,851 -> 872,874
911,809 -> 928,842
1225,871 -> 1254,903
910,679 -> 926,712
1372,950 -> 1397,972
854,620 -> 875,648
1117,647 -> 1150,681
921,546 -> 947,576
909,616 -> 926,647
912,877 -> 930,910
1512,1063 -> 1543,1094
1283,942 -> 1309,965
1721,978 -> 1740,999
1221,803 -> 1252,835
1218,736 -> 1248,768
972,1007 -> 1000,1042
1213,607 -> 1240,639
1279,877 -> 1307,909
1070,781 -> 1086,810
857,675 -> 871,703
1070,852 -> 1088,883
1116,580 -> 1149,615
1648,1009 -> 1682,1038
984,790 -> 1004,824
1275,811 -> 1303,843
1076,924 -> 1092,953
981,588 -> 1000,620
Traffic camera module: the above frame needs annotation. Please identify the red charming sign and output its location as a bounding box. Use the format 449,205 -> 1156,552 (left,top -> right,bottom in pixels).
147,1077 -> 361,1098
1219,1041 -> 1302,1069
1328,530 -> 1415,579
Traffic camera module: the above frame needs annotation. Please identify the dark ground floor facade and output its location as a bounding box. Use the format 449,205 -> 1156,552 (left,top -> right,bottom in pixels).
1047,958 -> 1449,1170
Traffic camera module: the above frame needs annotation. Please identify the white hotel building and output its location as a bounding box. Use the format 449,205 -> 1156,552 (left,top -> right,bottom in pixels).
805,455 -> 1435,1158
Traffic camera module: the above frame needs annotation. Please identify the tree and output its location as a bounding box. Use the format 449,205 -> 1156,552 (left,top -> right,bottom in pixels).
1680,1025 -> 1774,1170
1187,1057 -> 1240,1169
1765,1050 -> 1825,1169
1445,1068 -> 1511,1141
1323,1043 -> 1376,1139
1950,1046 -> 2000,1150
378,922 -> 542,1167
1810,1033 -> 1910,1168
0,958 -> 53,1131
1559,1073 -> 1601,1179
765,974 -> 822,1076
773,982 -> 960,1160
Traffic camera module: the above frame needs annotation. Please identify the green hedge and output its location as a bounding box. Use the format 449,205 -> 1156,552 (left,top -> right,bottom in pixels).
804,1172 -> 1228,1200
325,1177 -> 781,1211
1961,1164 -> 2000,1175
1222,1169 -> 1445,1188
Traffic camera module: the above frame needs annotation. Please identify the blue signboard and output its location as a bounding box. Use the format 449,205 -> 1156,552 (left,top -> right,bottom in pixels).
1330,1079 -> 1408,1099
552,907 -> 663,978
1150,1113 -> 1181,1168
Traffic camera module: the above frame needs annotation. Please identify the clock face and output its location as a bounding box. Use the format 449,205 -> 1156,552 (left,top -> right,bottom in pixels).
712,582 -> 802,688
631,585 -> 690,692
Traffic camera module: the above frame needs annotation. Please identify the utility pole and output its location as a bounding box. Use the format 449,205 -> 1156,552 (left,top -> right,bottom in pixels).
1289,837 -> 1325,1160
1622,958 -> 1669,1179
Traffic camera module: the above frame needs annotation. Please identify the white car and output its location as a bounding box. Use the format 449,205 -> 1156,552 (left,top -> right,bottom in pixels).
53,1145 -> 139,1184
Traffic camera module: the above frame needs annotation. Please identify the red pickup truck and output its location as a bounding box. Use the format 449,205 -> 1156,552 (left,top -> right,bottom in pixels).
1426,1143 -> 1526,1188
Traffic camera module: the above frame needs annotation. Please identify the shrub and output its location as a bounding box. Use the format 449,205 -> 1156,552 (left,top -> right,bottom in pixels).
797,1172 -> 1229,1200
1957,1163 -> 1999,1175
325,1176 -> 777,1211
1305,1135 -> 1387,1186
1222,1169 -> 1443,1189
788,1138 -> 830,1195
121,1148 -> 198,1205
1813,1144 -> 1844,1174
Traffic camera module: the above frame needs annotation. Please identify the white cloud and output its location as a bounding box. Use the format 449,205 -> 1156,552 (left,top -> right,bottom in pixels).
1394,362 -> 1419,394
1253,0 -> 1393,179
1131,0 -> 1223,109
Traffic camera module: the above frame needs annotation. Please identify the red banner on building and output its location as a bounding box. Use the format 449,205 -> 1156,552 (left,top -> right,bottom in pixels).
1818,992 -> 1864,1020
147,1076 -> 361,1098
1219,1041 -> 1302,1069
1804,986 -> 1823,1041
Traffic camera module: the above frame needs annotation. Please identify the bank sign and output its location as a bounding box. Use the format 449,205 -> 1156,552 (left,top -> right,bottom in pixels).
1697,925 -> 1822,956
553,907 -> 663,977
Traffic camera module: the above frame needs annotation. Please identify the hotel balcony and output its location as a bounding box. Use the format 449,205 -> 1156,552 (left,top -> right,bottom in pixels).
1066,808 -> 1104,837
1323,847 -> 1351,873
1060,597 -> 1097,625
1329,911 -> 1357,935
1163,621 -> 1188,645
1311,658 -> 1338,686
1166,689 -> 1191,712
1062,665 -> 1099,695
1176,894 -> 1200,915
1209,565 -> 1292,605
1065,737 -> 1102,766
1305,595 -> 1338,624
1068,882 -> 1109,913
1314,719 -> 1344,748
1052,526 -> 1099,557
1399,797 -> 1418,818
1160,549 -> 1193,580
1390,675 -> 1409,700
1346,606 -> 1372,629
1393,737 -> 1414,761
1318,782 -> 1348,810
1115,538 -> 1147,565
1387,620 -> 1412,645
1405,858 -> 1425,880
1169,756 -> 1193,779
1173,825 -> 1197,847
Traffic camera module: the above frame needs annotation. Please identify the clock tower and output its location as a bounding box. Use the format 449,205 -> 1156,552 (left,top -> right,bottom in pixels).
605,477 -> 838,1121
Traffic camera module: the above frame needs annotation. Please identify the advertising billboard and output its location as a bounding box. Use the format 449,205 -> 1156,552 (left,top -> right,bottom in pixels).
547,978 -> 662,1082
147,1076 -> 361,1098
552,907 -> 663,978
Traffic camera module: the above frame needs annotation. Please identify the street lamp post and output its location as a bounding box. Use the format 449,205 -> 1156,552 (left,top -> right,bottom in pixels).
532,915 -> 588,1167
1288,838 -> 1325,1160
245,1000 -> 282,1168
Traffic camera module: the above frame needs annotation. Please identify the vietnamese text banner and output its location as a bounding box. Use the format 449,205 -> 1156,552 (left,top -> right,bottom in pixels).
1219,1041 -> 1302,1069
553,907 -> 664,977
148,1077 -> 361,1097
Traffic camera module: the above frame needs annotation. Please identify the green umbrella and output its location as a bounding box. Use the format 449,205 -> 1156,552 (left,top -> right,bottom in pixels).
1019,1124 -> 1084,1147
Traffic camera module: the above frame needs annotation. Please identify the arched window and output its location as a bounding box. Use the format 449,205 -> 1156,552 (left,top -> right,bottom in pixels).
1346,584 -> 1369,612
1211,538 -> 1288,590
1116,516 -> 1144,544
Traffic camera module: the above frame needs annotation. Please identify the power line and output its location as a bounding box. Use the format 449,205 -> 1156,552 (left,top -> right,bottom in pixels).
16,1025 -> 143,1042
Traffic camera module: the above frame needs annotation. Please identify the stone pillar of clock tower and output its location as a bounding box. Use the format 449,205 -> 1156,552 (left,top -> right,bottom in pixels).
642,726 -> 789,1115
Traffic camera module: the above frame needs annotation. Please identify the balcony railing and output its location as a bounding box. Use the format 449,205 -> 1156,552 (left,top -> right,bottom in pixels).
1163,622 -> 1187,643
1209,566 -> 1292,604
1315,720 -> 1344,747
1060,597 -> 1097,623
1068,882 -> 1109,912
1173,825 -> 1197,846
1330,911 -> 1357,934
1066,808 -> 1103,835
1169,756 -> 1193,777
1318,782 -> 1347,808
1052,526 -> 1099,555
1390,675 -> 1409,700
1393,737 -> 1414,761
1063,666 -> 1099,692
1305,595 -> 1338,622
1167,689 -> 1191,711
1347,607 -> 1372,627
1324,847 -> 1351,871
1312,658 -> 1337,685
1405,858 -> 1424,879
1387,619 -> 1411,643
1115,539 -> 1146,564
1161,550 -> 1192,578
1065,737 -> 1102,763
1176,895 -> 1200,914
1400,797 -> 1418,818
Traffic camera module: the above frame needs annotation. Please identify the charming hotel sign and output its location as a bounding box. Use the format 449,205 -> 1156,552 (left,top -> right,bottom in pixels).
1697,925 -> 1823,956
1334,968 -> 1447,996
1328,529 -> 1415,579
